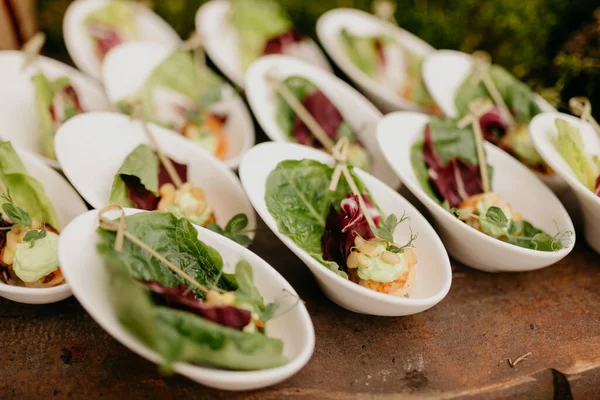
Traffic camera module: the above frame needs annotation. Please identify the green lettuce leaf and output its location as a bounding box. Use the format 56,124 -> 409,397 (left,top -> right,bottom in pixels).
84,1 -> 137,35
0,142 -> 60,229
109,144 -> 159,206
99,217 -> 287,371
554,118 -> 598,191
339,28 -> 386,78
410,118 -> 494,203
230,0 -> 292,70
134,50 -> 224,125
31,74 -> 74,160
403,50 -> 436,108
275,76 -> 317,138
455,65 -> 542,123
264,159 -> 368,277
97,211 -> 237,297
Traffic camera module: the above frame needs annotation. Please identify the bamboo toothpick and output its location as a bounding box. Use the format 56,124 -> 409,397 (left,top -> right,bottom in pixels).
265,72 -> 335,151
21,32 -> 46,71
180,32 -> 206,75
458,98 -> 494,193
329,137 -> 376,228
569,97 -> 600,135
131,102 -> 183,188
98,205 -> 220,294
372,0 -> 397,25
470,51 -> 516,127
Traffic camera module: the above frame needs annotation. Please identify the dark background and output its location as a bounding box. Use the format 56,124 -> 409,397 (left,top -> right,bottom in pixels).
38,0 -> 600,115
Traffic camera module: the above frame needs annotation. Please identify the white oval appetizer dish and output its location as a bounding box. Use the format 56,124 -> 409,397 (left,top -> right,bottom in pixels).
530,112 -> 600,254
58,207 -> 314,391
195,0 -> 331,88
245,54 -> 400,189
54,112 -> 256,238
101,41 -> 255,169
422,49 -> 567,192
0,51 -> 110,168
377,111 -> 575,272
63,0 -> 181,80
0,145 -> 87,304
239,142 -> 452,316
316,8 -> 436,114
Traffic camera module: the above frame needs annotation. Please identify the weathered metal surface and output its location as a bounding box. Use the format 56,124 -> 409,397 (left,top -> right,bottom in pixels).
0,212 -> 598,399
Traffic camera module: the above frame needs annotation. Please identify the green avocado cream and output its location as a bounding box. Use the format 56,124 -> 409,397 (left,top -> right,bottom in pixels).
13,231 -> 59,283
356,243 -> 406,283
164,192 -> 214,227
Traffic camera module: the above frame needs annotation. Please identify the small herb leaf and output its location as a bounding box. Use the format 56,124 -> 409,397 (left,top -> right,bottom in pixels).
2,201 -> 31,227
23,229 -> 46,248
225,213 -> 248,234
485,206 -> 508,228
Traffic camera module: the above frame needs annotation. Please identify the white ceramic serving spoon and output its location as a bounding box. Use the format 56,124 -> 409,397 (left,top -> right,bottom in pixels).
239,142 -> 452,316
63,0 -> 181,80
0,146 -> 87,304
54,112 -> 256,234
317,8 -> 435,113
422,49 -> 567,192
195,0 -> 331,88
0,51 -> 111,168
530,113 -> 600,254
377,111 -> 575,272
58,207 -> 314,390
101,41 -> 255,170
245,54 -> 400,189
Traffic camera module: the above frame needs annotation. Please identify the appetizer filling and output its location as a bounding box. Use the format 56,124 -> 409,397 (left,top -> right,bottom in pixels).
554,118 -> 600,195
266,159 -> 418,296
339,28 -> 439,113
0,142 -> 63,287
322,194 -> 417,296
411,119 -> 567,251
479,106 -> 549,173
32,73 -> 84,160
119,50 -> 230,160
276,76 -> 371,171
98,211 -> 287,370
455,64 -> 552,175
230,0 -> 315,70
85,1 -> 138,60
109,144 -> 215,227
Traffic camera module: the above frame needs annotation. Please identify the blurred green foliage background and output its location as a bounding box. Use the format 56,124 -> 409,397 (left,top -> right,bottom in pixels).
39,0 -> 599,111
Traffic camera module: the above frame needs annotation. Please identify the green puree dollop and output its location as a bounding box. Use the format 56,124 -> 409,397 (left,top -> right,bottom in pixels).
13,231 -> 59,283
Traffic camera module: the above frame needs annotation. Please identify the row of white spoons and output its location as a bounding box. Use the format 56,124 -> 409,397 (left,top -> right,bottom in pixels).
0,0 -> 595,391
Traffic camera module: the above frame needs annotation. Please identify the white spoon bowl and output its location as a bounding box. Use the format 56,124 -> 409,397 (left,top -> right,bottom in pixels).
195,0 -> 331,88
377,111 -> 575,272
101,41 -> 255,170
54,112 -> 256,234
0,51 -> 111,168
317,8 -> 434,113
245,54 -> 400,189
0,147 -> 87,304
530,113 -> 600,254
58,208 -> 314,391
422,50 -> 567,192
239,142 -> 452,316
63,0 -> 181,80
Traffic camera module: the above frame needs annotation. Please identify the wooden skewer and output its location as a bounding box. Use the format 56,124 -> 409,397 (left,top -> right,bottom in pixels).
265,72 -> 335,151
265,72 -> 374,226
569,97 -> 600,135
21,32 -> 46,71
329,138 -> 376,228
180,32 -> 206,75
458,98 -> 494,193
372,0 -> 397,25
98,205 -> 220,294
131,103 -> 183,188
470,51 -> 516,127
